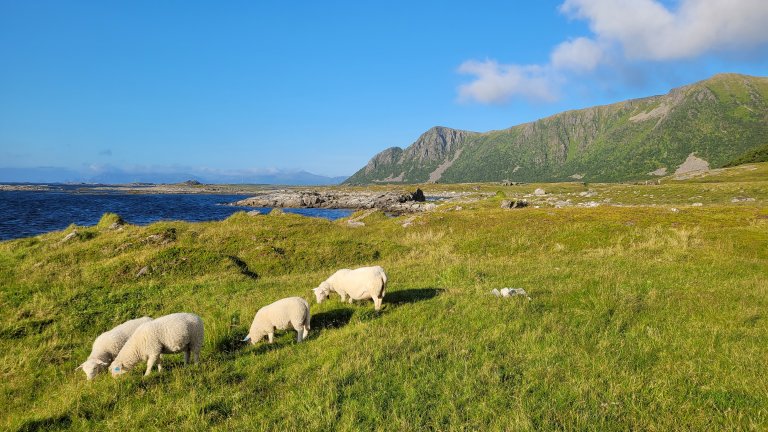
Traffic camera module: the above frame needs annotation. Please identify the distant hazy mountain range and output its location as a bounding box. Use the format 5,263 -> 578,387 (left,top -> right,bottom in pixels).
345,73 -> 768,184
0,167 -> 347,186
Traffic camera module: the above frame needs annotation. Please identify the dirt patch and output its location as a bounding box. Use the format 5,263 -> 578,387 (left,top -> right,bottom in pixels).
428,148 -> 464,183
648,167 -> 668,176
630,103 -> 671,123
378,172 -> 405,182
674,153 -> 710,177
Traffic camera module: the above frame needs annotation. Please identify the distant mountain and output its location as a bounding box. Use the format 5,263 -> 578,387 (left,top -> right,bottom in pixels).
0,167 -> 346,186
345,73 -> 768,184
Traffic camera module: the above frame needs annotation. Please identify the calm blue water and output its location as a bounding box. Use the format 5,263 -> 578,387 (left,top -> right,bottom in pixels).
0,190 -> 353,241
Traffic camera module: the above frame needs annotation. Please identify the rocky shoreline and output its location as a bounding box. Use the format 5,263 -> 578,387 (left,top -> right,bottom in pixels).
231,188 -> 439,212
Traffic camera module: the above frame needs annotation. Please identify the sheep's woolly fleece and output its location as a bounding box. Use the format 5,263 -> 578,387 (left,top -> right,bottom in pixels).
110,312 -> 204,377
245,296 -> 311,344
78,316 -> 153,380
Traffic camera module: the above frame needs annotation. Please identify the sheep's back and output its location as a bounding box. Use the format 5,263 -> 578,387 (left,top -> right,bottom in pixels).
255,297 -> 309,329
334,266 -> 386,296
140,313 -> 202,351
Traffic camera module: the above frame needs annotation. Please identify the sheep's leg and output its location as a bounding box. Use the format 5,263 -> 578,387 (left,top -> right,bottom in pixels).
296,329 -> 303,343
192,349 -> 200,363
145,354 -> 158,376
268,332 -> 274,343
303,325 -> 309,340
184,348 -> 190,365
157,354 -> 163,372
339,292 -> 347,302
373,297 -> 383,311
347,297 -> 354,304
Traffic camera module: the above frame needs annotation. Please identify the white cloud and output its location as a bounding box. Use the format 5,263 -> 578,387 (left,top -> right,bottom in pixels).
458,0 -> 768,104
457,60 -> 558,104
561,0 -> 768,60
551,37 -> 604,72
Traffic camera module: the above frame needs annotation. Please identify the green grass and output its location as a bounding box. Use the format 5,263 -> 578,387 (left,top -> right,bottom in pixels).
1,169 -> 767,431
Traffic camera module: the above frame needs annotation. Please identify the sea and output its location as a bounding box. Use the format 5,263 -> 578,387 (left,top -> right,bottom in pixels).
0,187 -> 353,241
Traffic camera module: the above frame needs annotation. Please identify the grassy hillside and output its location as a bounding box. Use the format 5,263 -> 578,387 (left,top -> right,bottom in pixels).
347,73 -> 768,184
2,164 -> 768,430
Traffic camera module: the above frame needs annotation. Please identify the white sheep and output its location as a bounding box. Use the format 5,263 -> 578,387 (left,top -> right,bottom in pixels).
110,312 -> 204,377
243,297 -> 310,344
312,265 -> 387,311
76,316 -> 153,380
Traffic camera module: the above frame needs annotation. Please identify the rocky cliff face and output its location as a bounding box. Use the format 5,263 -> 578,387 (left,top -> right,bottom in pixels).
346,126 -> 477,184
401,126 -> 476,163
345,73 -> 768,184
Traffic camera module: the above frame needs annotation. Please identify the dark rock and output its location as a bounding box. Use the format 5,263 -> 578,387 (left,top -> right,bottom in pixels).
501,199 -> 528,209
412,188 -> 425,202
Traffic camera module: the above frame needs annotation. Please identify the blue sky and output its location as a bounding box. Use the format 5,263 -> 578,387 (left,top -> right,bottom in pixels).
1,0 -> 767,179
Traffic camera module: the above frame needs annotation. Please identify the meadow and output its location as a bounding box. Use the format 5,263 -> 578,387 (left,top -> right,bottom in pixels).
1,163 -> 767,431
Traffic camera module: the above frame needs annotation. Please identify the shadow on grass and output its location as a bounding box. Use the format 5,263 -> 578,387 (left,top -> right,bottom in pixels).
311,308 -> 354,330
211,325 -> 250,355
386,288 -> 443,306
227,255 -> 259,279
16,414 -> 72,432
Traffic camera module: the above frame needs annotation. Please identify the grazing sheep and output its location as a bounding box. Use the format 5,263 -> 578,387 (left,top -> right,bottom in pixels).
76,316 -> 153,380
110,312 -> 204,377
243,297 -> 310,344
312,265 -> 387,311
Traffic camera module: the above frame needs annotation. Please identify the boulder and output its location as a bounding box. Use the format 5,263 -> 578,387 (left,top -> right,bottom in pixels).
500,199 -> 528,209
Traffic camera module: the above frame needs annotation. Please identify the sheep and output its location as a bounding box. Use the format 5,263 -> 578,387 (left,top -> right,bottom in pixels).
312,265 -> 387,311
76,316 -> 153,380
242,297 -> 310,344
110,312 -> 204,377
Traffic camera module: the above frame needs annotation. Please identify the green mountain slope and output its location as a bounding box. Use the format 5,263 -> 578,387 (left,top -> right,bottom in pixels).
345,73 -> 768,184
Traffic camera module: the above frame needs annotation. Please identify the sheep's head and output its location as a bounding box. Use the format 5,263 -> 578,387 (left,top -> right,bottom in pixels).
312,283 -> 331,303
109,361 -> 127,377
242,331 -> 262,345
77,359 -> 108,380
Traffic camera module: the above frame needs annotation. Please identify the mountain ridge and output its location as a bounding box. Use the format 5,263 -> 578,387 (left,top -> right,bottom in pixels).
345,73 -> 768,184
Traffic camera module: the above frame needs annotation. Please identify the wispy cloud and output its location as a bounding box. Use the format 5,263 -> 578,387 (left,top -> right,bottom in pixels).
458,0 -> 768,104
457,61 -> 559,104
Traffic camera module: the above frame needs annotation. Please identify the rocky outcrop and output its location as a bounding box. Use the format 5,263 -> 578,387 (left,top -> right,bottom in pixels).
232,189 -> 433,213
346,126 -> 477,184
402,127 -> 476,163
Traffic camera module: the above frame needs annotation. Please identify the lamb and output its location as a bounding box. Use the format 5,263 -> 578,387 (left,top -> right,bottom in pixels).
243,297 -> 311,344
76,316 -> 153,380
110,312 -> 204,377
312,265 -> 387,311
